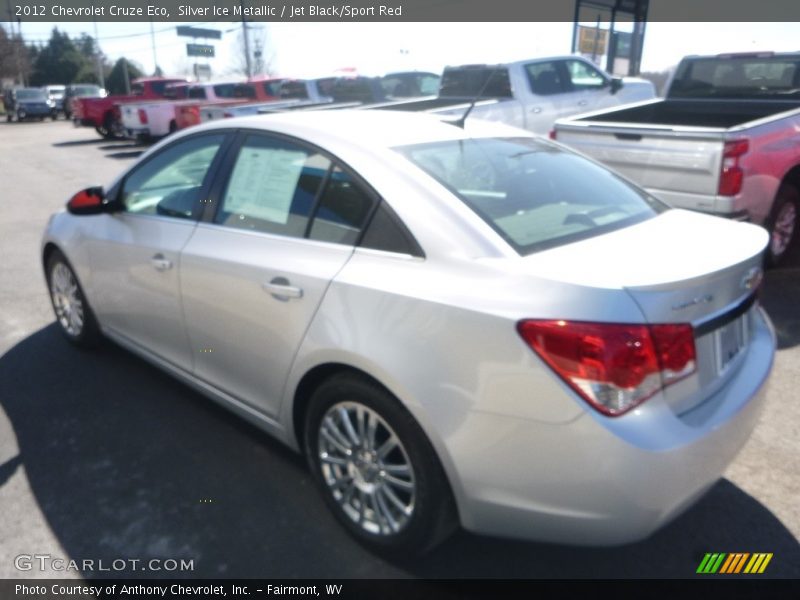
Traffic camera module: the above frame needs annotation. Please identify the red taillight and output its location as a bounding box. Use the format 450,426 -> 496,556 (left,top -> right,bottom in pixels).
549,129 -> 557,140
517,320 -> 696,416
223,112 -> 234,118
138,109 -> 148,124
718,139 -> 748,196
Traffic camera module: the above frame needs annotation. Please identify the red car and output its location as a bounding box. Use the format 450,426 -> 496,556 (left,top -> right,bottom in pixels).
72,77 -> 187,139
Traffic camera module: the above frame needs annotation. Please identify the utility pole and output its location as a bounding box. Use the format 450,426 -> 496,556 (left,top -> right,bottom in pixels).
6,0 -> 25,85
240,0 -> 252,78
122,58 -> 130,94
92,4 -> 105,88
149,17 -> 158,75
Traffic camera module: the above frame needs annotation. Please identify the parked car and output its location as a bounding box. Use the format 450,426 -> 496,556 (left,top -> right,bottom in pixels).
201,74 -> 425,122
365,56 -> 655,134
43,85 -> 66,119
64,84 -> 106,120
42,110 -> 773,555
553,51 -> 800,265
175,78 -> 285,131
3,87 -> 54,122
72,77 -> 186,139
379,71 -> 441,98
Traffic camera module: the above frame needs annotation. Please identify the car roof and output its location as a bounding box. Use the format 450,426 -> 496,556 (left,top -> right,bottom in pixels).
196,109 -> 534,149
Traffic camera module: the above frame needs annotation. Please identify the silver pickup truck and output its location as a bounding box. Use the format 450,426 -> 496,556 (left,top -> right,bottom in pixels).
553,52 -> 800,264
370,56 -> 655,134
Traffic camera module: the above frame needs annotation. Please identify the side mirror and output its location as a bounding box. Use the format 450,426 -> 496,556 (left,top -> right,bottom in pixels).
610,77 -> 624,95
66,186 -> 114,215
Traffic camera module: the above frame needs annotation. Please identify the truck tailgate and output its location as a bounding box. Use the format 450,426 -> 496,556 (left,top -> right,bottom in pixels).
555,124 -> 726,202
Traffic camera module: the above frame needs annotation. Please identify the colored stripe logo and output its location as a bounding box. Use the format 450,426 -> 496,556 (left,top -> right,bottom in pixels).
696,553 -> 773,574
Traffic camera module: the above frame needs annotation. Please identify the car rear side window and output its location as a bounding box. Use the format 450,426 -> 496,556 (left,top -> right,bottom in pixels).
215,135 -> 331,238
121,134 -> 225,219
308,167 -> 373,245
396,137 -> 667,255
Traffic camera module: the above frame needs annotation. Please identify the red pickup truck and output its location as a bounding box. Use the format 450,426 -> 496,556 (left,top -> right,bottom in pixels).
174,77 -> 285,131
72,77 -> 186,139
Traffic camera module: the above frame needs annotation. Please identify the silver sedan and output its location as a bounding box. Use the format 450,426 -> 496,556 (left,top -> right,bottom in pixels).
42,110 -> 775,555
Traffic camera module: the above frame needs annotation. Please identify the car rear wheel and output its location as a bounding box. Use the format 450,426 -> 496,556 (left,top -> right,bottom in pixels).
304,373 -> 457,556
766,184 -> 799,266
46,251 -> 101,347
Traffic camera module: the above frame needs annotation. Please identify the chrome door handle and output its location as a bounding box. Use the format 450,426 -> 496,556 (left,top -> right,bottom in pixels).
577,100 -> 588,106
263,277 -> 303,301
150,254 -> 173,271
530,107 -> 542,113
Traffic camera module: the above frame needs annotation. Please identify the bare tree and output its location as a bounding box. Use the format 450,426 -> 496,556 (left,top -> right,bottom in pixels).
229,25 -> 275,77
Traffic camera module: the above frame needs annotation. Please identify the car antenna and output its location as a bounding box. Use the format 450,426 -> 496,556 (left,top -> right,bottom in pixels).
450,66 -> 500,129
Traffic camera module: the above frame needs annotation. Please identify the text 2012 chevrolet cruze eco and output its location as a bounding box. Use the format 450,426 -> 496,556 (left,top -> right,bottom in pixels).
42,110 -> 774,555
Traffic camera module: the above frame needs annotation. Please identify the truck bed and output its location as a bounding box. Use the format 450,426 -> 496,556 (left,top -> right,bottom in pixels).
575,99 -> 800,129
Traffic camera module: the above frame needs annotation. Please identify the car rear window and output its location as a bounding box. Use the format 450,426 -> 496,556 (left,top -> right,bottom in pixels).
439,67 -> 512,98
670,56 -> 800,99
396,137 -> 667,255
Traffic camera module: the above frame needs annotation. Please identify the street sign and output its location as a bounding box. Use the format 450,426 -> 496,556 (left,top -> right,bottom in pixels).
176,26 -> 222,40
187,44 -> 215,58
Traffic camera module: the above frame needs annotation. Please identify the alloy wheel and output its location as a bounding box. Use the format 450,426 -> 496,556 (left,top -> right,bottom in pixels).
317,401 -> 416,536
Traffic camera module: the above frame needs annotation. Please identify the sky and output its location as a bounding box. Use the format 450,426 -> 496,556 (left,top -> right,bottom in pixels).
5,20 -> 799,80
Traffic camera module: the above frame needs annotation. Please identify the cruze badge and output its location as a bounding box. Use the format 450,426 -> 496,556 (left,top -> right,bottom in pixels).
672,294 -> 714,311
741,267 -> 764,291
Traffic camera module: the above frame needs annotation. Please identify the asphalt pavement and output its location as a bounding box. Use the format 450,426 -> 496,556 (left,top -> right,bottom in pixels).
0,119 -> 798,579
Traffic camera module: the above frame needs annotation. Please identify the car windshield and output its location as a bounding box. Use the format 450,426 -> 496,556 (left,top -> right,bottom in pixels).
17,89 -> 46,101
396,137 -> 667,255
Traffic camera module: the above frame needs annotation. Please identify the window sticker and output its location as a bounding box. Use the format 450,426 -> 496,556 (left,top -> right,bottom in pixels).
224,147 -> 307,224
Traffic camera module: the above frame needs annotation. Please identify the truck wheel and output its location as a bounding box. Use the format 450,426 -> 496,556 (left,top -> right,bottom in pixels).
5,114 -> 10,122
766,184 -> 799,266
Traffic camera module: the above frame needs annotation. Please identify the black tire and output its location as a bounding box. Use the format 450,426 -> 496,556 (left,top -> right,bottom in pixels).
45,250 -> 102,347
765,184 -> 799,267
96,113 -> 121,139
304,373 -> 457,557
5,114 -> 10,122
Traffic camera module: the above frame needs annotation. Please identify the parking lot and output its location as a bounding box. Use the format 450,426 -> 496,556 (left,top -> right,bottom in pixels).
0,119 -> 798,579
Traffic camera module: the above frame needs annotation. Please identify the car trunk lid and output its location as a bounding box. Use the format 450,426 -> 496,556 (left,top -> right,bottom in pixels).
519,209 -> 768,414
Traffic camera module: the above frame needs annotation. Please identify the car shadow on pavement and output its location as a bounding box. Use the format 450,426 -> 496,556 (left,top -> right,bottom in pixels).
52,139 -> 111,147
103,151 -> 145,160
1,325 -> 798,579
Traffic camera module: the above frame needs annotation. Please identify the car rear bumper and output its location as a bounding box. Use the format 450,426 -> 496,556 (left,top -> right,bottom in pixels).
449,307 -> 775,545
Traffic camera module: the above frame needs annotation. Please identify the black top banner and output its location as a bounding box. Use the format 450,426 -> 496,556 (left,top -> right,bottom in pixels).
3,0 -> 800,22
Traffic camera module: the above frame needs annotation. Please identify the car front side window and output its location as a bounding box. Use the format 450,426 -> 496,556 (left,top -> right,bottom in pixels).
120,134 -> 225,219
525,61 -> 567,95
564,59 -> 609,91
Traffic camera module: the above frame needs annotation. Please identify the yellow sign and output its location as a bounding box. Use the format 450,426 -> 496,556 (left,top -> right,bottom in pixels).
578,26 -> 608,55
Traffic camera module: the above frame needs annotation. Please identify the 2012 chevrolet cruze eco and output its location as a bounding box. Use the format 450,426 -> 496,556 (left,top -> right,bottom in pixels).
42,110 -> 774,555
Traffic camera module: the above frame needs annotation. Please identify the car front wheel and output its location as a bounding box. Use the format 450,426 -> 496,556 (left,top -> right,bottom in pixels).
46,251 -> 101,346
304,374 -> 457,556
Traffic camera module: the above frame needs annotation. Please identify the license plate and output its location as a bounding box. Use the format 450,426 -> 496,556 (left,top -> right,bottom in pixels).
715,314 -> 748,374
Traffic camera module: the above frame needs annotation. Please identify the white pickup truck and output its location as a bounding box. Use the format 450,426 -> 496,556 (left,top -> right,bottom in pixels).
368,56 -> 655,134
553,52 -> 800,264
119,81 -> 240,141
